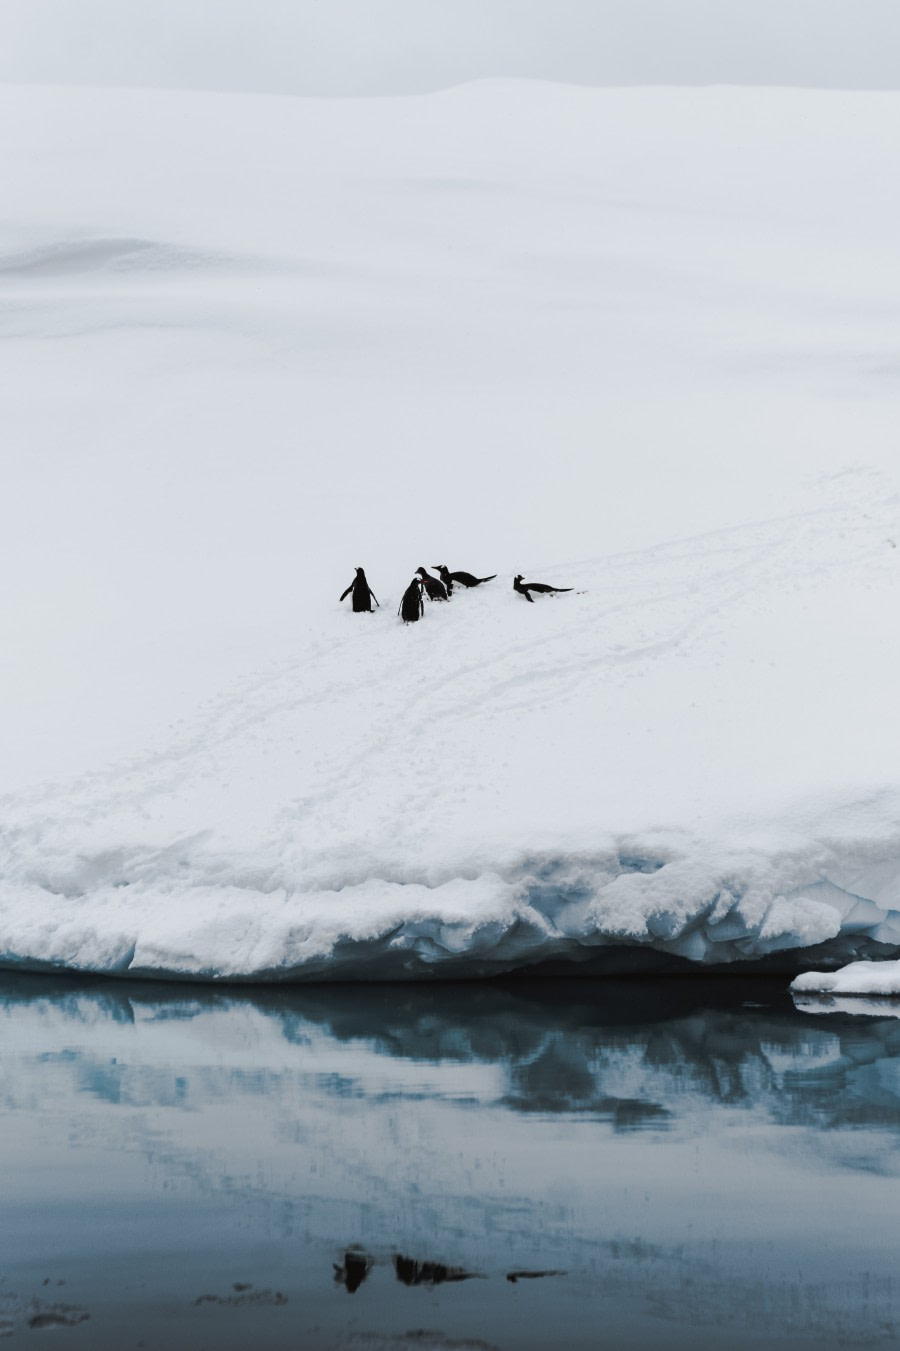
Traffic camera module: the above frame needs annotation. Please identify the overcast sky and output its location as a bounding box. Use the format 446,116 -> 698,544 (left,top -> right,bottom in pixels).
1,0 -> 899,96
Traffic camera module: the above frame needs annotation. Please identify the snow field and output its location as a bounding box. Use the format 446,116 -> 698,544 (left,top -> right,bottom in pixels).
3,486 -> 900,978
2,81 -> 900,977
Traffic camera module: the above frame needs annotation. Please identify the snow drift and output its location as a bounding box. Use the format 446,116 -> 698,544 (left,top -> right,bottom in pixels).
2,81 -> 900,980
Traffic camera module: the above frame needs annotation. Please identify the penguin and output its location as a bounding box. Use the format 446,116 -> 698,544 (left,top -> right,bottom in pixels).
434,566 -> 496,589
433,565 -> 454,596
333,1249 -> 372,1294
398,577 -> 425,623
340,567 -> 379,613
514,574 -> 573,603
415,567 -> 449,602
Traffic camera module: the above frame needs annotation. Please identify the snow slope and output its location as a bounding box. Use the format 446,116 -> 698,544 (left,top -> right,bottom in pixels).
2,81 -> 900,979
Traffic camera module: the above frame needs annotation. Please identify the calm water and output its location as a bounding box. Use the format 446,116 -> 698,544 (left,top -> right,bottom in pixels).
1,974 -> 898,1350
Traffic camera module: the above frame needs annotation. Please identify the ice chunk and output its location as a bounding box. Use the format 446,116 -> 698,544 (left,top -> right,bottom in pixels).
792,959 -> 900,998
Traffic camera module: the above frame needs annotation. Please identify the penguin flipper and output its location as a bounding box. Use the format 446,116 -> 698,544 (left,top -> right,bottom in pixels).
340,584 -> 353,602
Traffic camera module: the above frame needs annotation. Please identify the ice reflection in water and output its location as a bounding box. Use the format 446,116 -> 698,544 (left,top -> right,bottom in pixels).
0,974 -> 898,1349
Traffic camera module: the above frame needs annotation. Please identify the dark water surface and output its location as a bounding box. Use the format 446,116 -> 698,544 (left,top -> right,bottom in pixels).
1,974 -> 898,1350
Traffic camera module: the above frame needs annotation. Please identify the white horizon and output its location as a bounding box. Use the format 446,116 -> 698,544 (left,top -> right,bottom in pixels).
3,0 -> 900,98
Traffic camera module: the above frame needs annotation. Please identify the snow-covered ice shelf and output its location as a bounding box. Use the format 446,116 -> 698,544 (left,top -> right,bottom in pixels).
2,82 -> 900,980
4,496 -> 900,981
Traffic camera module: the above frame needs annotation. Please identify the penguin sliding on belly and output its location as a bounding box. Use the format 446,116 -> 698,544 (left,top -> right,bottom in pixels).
434,566 -> 496,592
513,574 -> 573,603
340,567 -> 379,612
398,577 -> 425,623
415,567 -> 449,601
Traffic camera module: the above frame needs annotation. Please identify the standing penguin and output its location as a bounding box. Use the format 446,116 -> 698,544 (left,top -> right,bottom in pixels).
340,567 -> 379,613
513,574 -> 573,603
433,565 -> 454,596
398,577 -> 425,624
415,567 -> 449,602
435,566 -> 496,589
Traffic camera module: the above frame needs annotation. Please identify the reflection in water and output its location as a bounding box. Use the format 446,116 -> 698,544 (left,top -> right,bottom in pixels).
7,974 -> 900,1133
0,974 -> 898,1349
394,1255 -> 483,1286
334,1249 -> 373,1294
193,1285 -> 288,1307
794,992 -> 900,1021
505,1270 -> 566,1283
27,1307 -> 90,1331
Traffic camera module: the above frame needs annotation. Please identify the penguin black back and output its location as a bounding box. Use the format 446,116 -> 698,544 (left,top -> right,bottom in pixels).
435,566 -> 496,588
340,567 -> 379,613
416,567 -> 449,601
434,565 -> 454,596
398,578 -> 425,623
514,574 -> 572,601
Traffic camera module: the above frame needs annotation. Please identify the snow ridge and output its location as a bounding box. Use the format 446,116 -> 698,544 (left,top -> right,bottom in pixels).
3,833 -> 900,982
